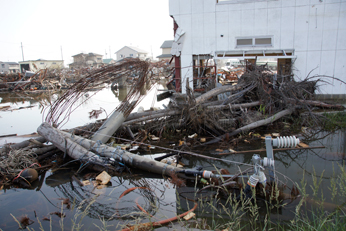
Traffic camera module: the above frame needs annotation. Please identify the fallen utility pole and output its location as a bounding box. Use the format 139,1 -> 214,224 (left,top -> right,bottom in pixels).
38,122 -> 182,176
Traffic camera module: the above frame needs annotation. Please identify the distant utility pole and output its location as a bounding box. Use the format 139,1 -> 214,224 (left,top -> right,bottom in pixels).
61,46 -> 64,61
21,42 -> 25,61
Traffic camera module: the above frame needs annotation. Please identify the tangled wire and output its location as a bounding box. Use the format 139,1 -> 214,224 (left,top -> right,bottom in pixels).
44,59 -> 153,128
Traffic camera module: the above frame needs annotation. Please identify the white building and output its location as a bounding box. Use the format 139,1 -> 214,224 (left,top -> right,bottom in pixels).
19,59 -> 64,73
0,62 -> 20,74
69,53 -> 103,69
157,40 -> 174,61
115,46 -> 150,61
169,0 -> 346,98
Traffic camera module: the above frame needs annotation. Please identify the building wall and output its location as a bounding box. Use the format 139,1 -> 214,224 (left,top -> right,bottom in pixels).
169,0 -> 346,95
116,47 -> 149,61
162,47 -> 172,55
0,62 -> 20,74
70,53 -> 103,69
19,60 -> 64,73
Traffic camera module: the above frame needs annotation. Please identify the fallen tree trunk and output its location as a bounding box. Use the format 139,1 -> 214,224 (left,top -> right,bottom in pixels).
206,101 -> 260,111
202,107 -> 296,146
289,98 -> 345,109
195,84 -> 245,105
0,136 -> 47,154
123,109 -> 180,126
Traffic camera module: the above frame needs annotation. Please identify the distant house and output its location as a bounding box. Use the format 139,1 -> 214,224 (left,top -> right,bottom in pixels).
115,46 -> 149,61
156,40 -> 173,62
19,59 -> 64,73
103,58 -> 116,65
69,53 -> 103,69
0,62 -> 20,74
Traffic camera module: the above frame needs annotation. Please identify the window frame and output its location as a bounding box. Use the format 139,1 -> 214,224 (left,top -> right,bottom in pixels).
217,0 -> 277,4
236,36 -> 273,48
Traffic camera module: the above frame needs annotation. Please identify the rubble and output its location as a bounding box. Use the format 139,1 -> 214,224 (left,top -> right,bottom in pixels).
0,59 -> 345,213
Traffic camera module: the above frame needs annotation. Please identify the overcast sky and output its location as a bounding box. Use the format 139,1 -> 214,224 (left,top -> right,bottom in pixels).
0,0 -> 173,66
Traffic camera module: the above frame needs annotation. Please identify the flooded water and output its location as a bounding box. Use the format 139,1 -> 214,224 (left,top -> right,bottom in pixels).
0,83 -> 169,145
0,86 -> 345,230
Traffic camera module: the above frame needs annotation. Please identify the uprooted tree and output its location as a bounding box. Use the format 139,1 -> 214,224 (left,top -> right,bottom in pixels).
116,61 -> 345,147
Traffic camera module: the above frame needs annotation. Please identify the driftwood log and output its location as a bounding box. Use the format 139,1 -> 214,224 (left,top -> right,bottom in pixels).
202,107 -> 297,146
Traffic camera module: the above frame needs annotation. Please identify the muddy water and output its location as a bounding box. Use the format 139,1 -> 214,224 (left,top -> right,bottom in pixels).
0,88 -> 345,230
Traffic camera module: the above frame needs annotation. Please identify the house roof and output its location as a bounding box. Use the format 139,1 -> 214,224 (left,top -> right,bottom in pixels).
115,46 -> 148,54
72,52 -> 102,57
160,40 -> 174,49
156,54 -> 172,59
4,62 -> 19,65
103,59 -> 114,64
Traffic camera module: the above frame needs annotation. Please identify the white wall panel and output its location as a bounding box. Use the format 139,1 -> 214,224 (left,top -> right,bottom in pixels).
228,3 -> 243,11
191,13 -> 204,53
241,9 -> 255,36
321,4 -> 339,51
294,6 -> 309,51
254,8 -> 268,35
216,2 -> 229,12
333,49 -> 346,94
229,10 -> 242,49
307,5 -> 324,50
293,51 -> 307,79
179,0 -> 192,15
336,2 -> 346,49
267,7 -> 281,48
180,14 -> 192,55
320,50 -> 336,76
192,0 -> 204,14
255,1 -> 268,9
306,51 -> 322,77
216,12 -> 229,51
325,0 -> 343,4
267,0 -> 281,8
296,0 -> 310,7
242,2 -> 255,10
204,0 -> 216,13
281,0 -> 295,7
203,13 -> 217,54
169,0 -> 180,16
280,7 -> 295,48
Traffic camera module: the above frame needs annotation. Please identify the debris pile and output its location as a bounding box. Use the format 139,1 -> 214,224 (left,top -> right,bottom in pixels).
0,59 -> 345,198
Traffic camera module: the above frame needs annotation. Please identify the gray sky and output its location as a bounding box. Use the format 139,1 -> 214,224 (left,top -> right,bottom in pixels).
0,0 -> 173,66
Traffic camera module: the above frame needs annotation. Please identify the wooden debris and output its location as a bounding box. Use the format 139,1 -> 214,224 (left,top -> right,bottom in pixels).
95,171 -> 111,185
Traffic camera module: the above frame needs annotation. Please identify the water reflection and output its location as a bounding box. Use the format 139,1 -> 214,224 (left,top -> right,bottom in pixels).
0,83 -> 169,139
0,130 -> 345,230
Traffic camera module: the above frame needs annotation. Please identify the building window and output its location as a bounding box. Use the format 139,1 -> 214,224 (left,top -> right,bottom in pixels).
255,38 -> 272,46
237,39 -> 252,46
130,54 -> 133,57
53,62 -> 57,64
97,58 -> 101,60
40,62 -> 44,65
1,64 -> 4,68
120,54 -> 123,58
217,0 -> 273,3
236,37 -> 272,47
